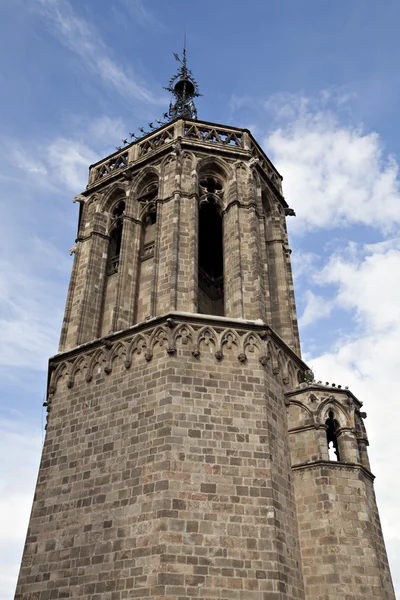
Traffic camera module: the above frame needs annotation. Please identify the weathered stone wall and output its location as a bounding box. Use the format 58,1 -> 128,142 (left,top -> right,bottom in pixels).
292,465 -> 395,600
16,319 -> 306,600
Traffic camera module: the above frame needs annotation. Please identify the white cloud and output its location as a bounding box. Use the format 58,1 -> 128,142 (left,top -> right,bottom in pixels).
299,290 -> 334,328
0,419 -> 42,600
263,93 -> 400,233
0,252 -> 67,369
318,239 -> 400,331
87,115 -> 126,143
290,250 -> 320,283
4,115 -> 127,193
46,138 -> 98,191
32,0 -> 166,105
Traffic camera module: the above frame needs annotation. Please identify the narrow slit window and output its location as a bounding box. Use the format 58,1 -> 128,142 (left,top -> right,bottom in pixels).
140,209 -> 157,261
325,410 -> 340,461
107,201 -> 125,274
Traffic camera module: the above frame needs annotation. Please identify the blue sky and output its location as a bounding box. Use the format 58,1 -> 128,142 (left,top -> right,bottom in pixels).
1,0 -> 399,597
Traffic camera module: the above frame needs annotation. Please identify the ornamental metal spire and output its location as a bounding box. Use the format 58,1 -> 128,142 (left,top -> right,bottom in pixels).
165,39 -> 201,120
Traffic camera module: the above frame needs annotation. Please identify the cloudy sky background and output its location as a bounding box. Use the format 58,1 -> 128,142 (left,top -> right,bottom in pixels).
0,0 -> 399,597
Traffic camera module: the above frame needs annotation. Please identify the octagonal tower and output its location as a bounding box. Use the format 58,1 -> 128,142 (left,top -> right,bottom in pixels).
15,59 -> 394,600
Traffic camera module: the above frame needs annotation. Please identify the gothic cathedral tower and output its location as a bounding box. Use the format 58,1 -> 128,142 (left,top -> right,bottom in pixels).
15,52 -> 395,600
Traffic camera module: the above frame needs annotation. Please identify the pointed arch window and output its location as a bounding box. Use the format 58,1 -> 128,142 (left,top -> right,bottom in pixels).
198,175 -> 224,316
325,410 -> 341,461
140,208 -> 157,261
107,200 -> 125,274
138,181 -> 158,262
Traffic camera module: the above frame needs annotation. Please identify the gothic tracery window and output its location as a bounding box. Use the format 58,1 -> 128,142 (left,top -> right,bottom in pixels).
107,200 -> 125,274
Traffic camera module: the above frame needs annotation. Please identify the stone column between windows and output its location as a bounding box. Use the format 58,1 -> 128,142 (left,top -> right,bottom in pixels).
76,211 -> 109,346
114,215 -> 142,331
59,244 -> 81,352
176,151 -> 197,313
154,197 -> 175,316
223,202 -> 243,318
258,210 -> 273,326
176,193 -> 198,313
169,191 -> 180,311
266,214 -> 296,350
237,203 -> 266,321
282,217 -> 301,355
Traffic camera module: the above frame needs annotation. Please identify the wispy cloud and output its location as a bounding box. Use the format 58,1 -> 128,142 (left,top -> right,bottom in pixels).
32,0 -> 166,105
299,290 -> 334,328
4,115 -> 127,193
118,0 -> 164,30
0,418 -> 42,600
0,249 -> 67,369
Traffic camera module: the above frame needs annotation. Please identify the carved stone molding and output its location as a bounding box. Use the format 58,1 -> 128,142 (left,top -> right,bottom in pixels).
48,313 -> 308,400
291,459 -> 375,481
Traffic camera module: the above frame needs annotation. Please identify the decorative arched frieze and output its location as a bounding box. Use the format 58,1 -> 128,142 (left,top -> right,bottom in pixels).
86,347 -> 107,383
125,333 -> 149,368
287,361 -> 298,389
193,325 -> 219,358
241,331 -> 262,361
68,355 -> 88,386
49,321 -> 308,395
220,328 -> 241,357
148,325 -> 172,359
172,323 -> 195,348
107,340 -> 127,370
49,362 -> 69,394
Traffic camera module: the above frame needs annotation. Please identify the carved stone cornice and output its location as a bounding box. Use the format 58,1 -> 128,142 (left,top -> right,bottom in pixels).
47,312 -> 308,400
76,231 -> 110,243
285,382 -> 362,407
291,459 -> 375,481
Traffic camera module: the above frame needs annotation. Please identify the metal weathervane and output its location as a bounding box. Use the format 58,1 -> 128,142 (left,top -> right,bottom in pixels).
118,41 -> 200,150
165,42 -> 201,120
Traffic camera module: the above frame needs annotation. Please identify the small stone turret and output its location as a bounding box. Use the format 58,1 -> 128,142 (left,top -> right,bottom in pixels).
286,380 -> 394,599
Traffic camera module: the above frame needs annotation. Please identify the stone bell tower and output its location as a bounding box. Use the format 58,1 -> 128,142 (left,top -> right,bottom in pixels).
15,51 -> 395,600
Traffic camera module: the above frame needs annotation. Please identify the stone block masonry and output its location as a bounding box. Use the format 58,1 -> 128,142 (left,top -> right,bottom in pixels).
15,316 -> 307,600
